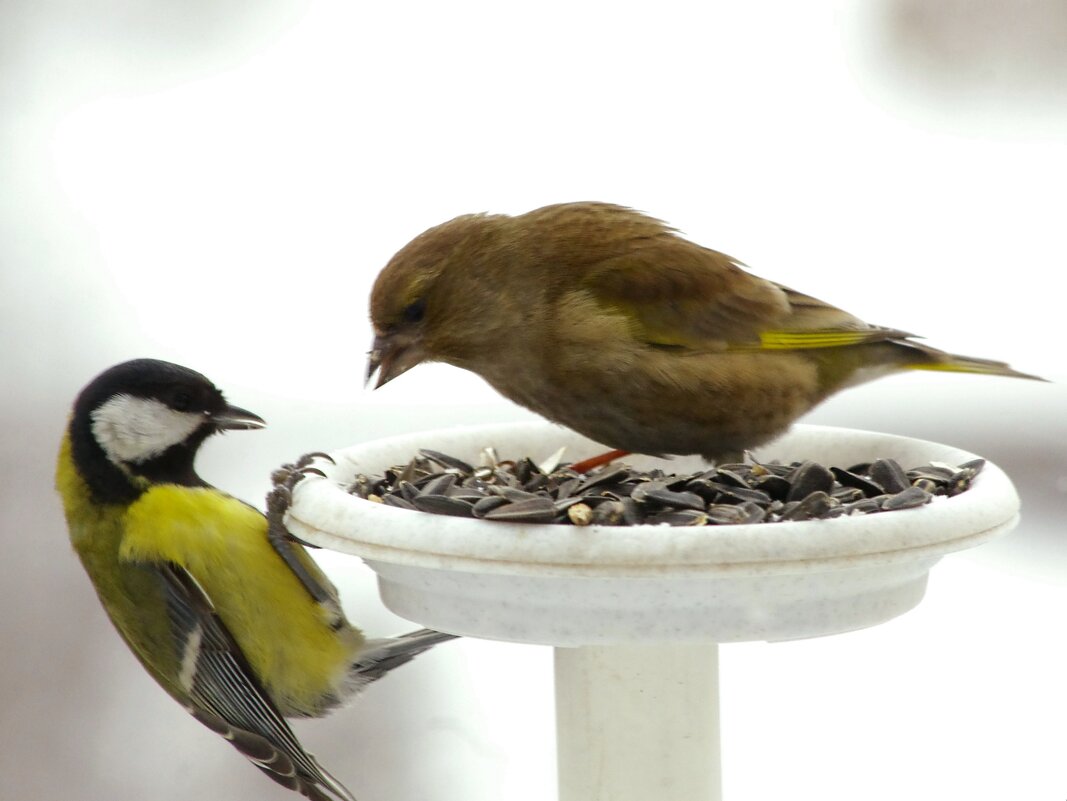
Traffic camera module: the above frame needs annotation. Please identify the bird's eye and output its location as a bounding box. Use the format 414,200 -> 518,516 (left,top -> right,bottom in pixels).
402,298 -> 427,324
171,391 -> 193,412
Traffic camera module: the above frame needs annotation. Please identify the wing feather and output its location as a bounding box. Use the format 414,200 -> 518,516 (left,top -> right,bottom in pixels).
584,244 -> 905,352
158,563 -> 356,801
583,242 -> 791,347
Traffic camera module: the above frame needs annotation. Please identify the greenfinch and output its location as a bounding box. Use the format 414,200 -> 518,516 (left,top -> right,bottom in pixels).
56,359 -> 454,801
367,202 -> 1040,462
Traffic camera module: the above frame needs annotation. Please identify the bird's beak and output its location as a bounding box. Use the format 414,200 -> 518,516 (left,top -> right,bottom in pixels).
366,332 -> 426,389
212,404 -> 267,431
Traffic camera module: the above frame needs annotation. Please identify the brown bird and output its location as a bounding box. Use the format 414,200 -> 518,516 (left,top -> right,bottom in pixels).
367,202 -> 1040,463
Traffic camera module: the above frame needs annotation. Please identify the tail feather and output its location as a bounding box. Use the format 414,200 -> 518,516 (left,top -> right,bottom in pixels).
354,628 -> 458,683
900,342 -> 1046,381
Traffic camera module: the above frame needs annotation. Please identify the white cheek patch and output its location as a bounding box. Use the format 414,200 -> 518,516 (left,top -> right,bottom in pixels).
90,394 -> 206,465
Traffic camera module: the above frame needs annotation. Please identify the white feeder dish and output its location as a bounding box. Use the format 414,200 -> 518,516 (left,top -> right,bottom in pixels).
285,422 -> 1020,801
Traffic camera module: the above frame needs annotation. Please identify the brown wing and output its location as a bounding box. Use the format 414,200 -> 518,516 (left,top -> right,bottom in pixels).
582,242 -> 912,352
582,240 -> 793,348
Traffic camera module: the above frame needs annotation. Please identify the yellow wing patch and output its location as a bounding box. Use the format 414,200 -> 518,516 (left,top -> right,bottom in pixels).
754,329 -> 900,351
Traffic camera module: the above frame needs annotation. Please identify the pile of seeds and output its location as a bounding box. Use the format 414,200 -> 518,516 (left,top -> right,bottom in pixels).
344,448 -> 986,527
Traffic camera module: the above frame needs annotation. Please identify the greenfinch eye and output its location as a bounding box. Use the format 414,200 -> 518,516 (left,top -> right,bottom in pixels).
402,298 -> 427,324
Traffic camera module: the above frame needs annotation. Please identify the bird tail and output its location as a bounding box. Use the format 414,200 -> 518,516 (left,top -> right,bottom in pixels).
353,628 -> 458,683
255,759 -> 358,801
899,342 -> 1046,381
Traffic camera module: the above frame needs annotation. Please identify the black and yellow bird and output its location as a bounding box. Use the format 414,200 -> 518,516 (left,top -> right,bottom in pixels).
55,359 -> 453,800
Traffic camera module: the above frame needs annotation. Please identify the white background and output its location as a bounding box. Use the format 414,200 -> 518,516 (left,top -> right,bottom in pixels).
2,2 -> 1065,799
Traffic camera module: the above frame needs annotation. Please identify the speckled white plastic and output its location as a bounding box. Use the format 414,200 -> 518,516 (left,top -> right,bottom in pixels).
286,422 -> 1020,645
286,422 -> 1020,801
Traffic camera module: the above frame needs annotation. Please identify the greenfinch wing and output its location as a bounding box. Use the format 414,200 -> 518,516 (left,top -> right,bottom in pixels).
582,245 -> 911,352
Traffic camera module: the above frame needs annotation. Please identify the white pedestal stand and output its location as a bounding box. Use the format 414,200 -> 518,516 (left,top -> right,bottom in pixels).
555,643 -> 722,801
285,423 -> 1020,801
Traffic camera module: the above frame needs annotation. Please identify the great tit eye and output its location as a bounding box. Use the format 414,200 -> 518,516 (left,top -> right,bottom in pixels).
171,391 -> 193,412
402,298 -> 427,324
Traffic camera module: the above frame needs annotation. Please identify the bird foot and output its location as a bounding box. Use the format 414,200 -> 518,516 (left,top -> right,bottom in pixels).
269,451 -> 335,493
266,453 -> 337,606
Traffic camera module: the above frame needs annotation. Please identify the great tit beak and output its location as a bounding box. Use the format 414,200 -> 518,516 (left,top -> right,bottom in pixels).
366,332 -> 426,389
212,404 -> 267,431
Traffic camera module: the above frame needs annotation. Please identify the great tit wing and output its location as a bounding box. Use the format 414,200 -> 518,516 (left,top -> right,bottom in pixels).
157,563 -> 355,801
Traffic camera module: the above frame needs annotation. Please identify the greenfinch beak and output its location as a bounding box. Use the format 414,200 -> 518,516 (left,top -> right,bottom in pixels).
212,404 -> 267,431
367,332 -> 427,388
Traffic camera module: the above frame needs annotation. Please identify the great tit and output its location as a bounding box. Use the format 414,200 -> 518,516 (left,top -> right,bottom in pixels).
55,359 -> 454,801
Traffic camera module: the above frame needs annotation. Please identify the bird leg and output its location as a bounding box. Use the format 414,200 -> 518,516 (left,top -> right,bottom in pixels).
568,449 -> 631,474
266,453 -> 336,606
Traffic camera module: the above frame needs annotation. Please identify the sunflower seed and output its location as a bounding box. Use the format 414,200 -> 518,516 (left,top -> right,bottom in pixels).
524,472 -> 549,492
830,466 -> 885,498
630,480 -> 671,503
592,500 -> 627,526
492,468 -> 520,488
576,467 -> 631,493
538,446 -> 567,475
411,494 -> 474,517
553,477 -> 582,499
418,472 -> 457,496
643,488 -> 706,511
482,497 -> 557,523
381,494 -> 416,511
705,504 -> 749,525
419,449 -> 474,474
471,495 -> 510,518
712,483 -> 773,505
831,486 -> 865,504
571,493 -> 622,507
397,480 -> 420,502
911,477 -> 939,493
868,459 -> 910,494
479,446 -> 499,468
553,496 -> 588,513
881,486 -> 933,511
947,470 -> 977,496
752,474 -> 792,502
787,461 -> 835,503
781,490 -> 836,521
844,496 -> 887,515
619,498 -> 644,525
712,468 -> 749,488
705,501 -> 767,525
459,476 -> 493,493
496,486 -> 543,503
737,501 -> 768,524
648,509 -> 708,526
336,447 -> 981,528
514,457 -> 540,485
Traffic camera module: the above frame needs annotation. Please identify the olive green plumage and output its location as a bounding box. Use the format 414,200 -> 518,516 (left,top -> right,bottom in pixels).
56,359 -> 453,801
368,202 -> 1040,461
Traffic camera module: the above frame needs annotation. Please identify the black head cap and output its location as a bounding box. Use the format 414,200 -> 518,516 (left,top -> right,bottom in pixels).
68,359 -> 265,503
